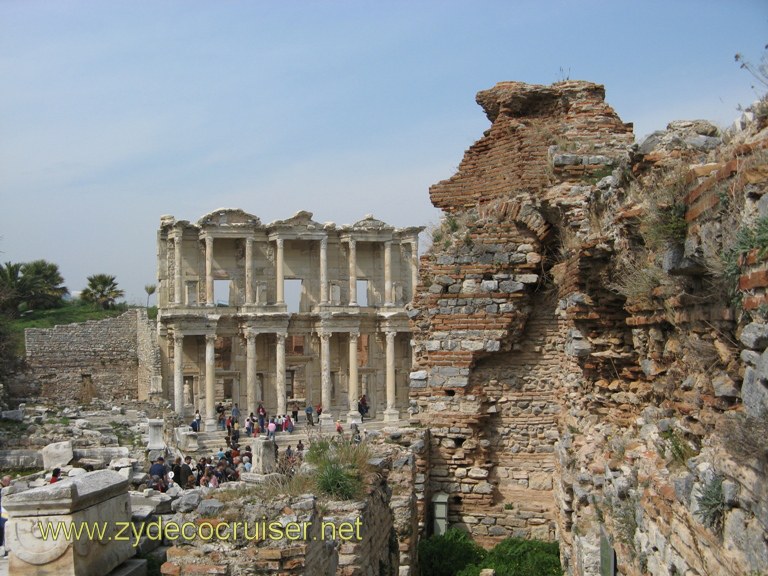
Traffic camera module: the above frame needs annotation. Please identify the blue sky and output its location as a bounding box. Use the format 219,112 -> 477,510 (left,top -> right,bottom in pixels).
1,0 -> 766,304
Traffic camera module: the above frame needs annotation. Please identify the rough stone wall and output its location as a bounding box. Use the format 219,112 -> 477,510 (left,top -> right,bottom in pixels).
22,310 -> 152,404
412,79 -> 768,575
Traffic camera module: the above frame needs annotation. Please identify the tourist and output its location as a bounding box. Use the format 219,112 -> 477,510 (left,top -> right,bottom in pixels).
267,418 -> 277,440
257,403 -> 267,433
226,414 -> 233,436
180,456 -> 194,489
335,420 -> 343,436
285,445 -> 294,459
316,403 -> 323,420
245,417 -> 253,436
172,457 -> 183,482
148,457 -> 168,491
216,447 -> 226,460
284,414 -> 294,433
242,455 -> 252,472
232,403 -> 241,425
291,401 -> 299,423
358,395 -> 369,420
276,414 -> 284,431
0,475 -> 10,555
50,468 -> 62,484
296,440 -> 305,455
305,403 -> 314,426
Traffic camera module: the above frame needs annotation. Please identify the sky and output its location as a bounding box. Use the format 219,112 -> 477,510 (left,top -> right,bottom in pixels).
1,1 -> 766,305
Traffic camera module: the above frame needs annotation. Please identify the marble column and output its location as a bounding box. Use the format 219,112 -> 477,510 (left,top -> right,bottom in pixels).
410,239 -> 419,303
245,237 -> 254,305
173,332 -> 184,415
384,240 -> 393,306
320,236 -> 328,304
276,238 -> 285,305
348,239 -> 357,306
205,334 -> 216,430
383,330 -> 399,421
347,332 -> 361,424
205,236 -> 214,306
319,331 -> 332,426
174,235 -> 183,305
246,332 -> 258,418
276,333 -> 287,415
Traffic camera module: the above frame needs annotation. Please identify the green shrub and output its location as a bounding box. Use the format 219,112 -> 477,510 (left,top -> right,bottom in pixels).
418,529 -> 485,576
316,461 -> 362,500
696,476 -> 725,534
305,438 -> 333,464
457,538 -> 562,576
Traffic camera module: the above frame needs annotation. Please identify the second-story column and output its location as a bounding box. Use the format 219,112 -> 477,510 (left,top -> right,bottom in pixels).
276,238 -> 285,305
383,330 -> 399,421
347,332 -> 361,424
320,236 -> 328,304
205,334 -> 216,430
174,235 -> 183,305
245,237 -> 254,305
319,331 -> 332,427
205,236 -> 214,306
246,332 -> 258,418
384,240 -> 393,306
276,333 -> 287,415
348,239 -> 357,306
173,331 -> 184,415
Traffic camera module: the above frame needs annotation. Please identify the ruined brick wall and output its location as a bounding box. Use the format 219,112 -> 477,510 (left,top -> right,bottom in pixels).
23,310 -> 144,404
410,80 -> 632,547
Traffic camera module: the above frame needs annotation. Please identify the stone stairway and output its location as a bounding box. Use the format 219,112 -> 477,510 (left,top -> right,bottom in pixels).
189,416 -> 408,457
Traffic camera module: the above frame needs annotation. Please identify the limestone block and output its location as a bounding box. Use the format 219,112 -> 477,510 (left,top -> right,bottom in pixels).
1,409 -> 24,421
251,438 -> 277,474
468,468 -> 488,479
742,371 -> 768,419
171,491 -> 202,513
712,373 -> 739,398
42,441 -> 74,470
197,499 -> 224,517
529,472 -> 553,491
4,470 -> 133,576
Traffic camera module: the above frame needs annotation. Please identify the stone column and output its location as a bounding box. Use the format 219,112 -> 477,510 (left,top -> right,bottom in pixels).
320,236 -> 328,304
276,333 -> 287,415
174,235 -> 183,305
205,334 -> 216,430
384,240 -> 393,306
320,331 -> 332,427
410,239 -> 419,303
347,332 -> 361,424
348,239 -> 357,306
276,238 -> 285,305
173,332 -> 184,415
383,330 -> 399,421
246,332 -> 258,417
245,237 -> 254,305
205,236 -> 214,306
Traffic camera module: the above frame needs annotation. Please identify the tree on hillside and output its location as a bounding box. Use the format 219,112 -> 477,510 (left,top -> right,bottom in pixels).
81,274 -> 125,309
0,260 -> 69,315
0,261 -> 40,316
20,260 -> 69,310
144,284 -> 156,308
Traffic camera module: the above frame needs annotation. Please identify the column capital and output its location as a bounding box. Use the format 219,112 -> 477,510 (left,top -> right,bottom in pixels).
245,331 -> 257,344
276,332 -> 287,343
320,235 -> 328,248
349,331 -> 359,342
205,333 -> 217,344
173,332 -> 185,344
385,330 -> 396,343
318,330 -> 331,342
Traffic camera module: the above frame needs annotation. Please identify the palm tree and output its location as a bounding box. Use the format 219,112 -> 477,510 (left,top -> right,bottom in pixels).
20,260 -> 69,309
0,261 -> 41,316
144,284 -> 157,308
81,274 -> 125,310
